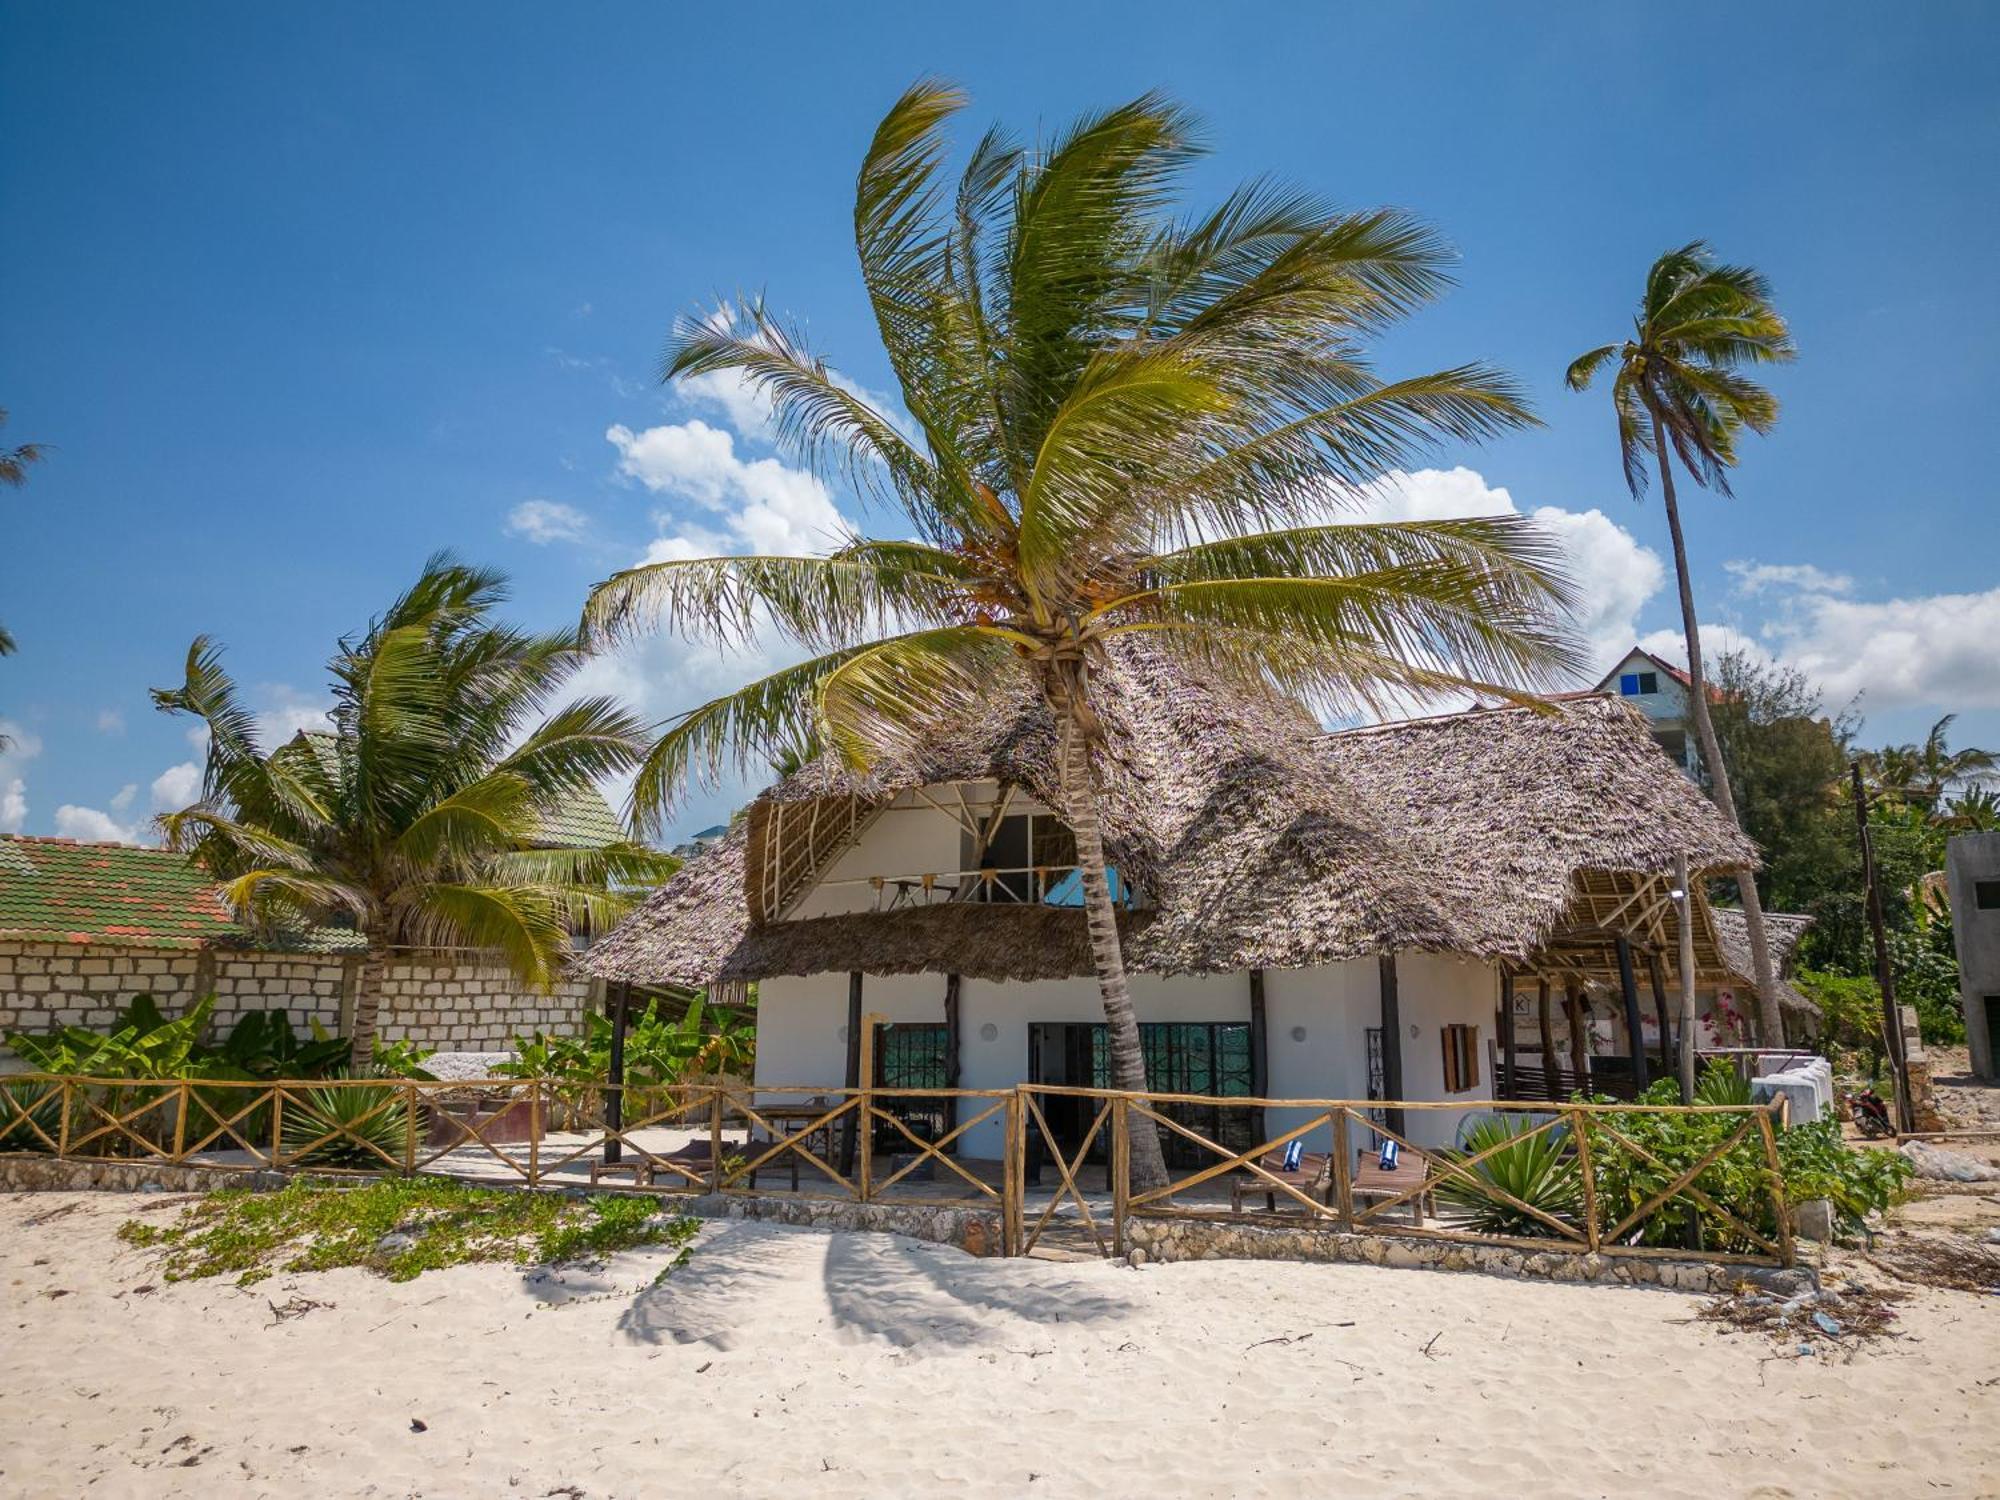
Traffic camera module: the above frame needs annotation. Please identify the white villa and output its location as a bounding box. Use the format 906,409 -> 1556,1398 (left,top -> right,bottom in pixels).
586,646 -> 1767,1163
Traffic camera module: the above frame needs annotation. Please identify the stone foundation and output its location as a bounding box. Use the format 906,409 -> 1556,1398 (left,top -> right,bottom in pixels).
1124,1215 -> 1815,1294
679,1192 -> 1006,1258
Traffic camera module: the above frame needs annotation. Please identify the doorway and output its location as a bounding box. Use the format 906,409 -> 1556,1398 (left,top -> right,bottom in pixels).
1026,1020 -> 1254,1169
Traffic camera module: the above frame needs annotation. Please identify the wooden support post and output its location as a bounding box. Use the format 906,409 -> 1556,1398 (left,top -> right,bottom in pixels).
604,981 -> 629,1165
1647,951 -> 1675,1077
1572,1106 -> 1600,1252
1537,980 -> 1558,1102
528,1081 -> 541,1187
1756,1101 -> 1797,1268
1615,935 -> 1649,1093
1499,970 -> 1518,1098
1331,1108 -> 1354,1230
942,973 -> 962,1139
1247,968 -> 1269,1142
856,1010 -> 882,1201
1111,1095 -> 1130,1257
1377,952 -> 1405,1137
402,1080 -> 418,1175
1852,763 -> 1915,1133
839,972 -> 863,1177
708,1086 -> 724,1192
270,1084 -> 285,1169
1675,854 -> 1698,1105
1563,982 -> 1589,1094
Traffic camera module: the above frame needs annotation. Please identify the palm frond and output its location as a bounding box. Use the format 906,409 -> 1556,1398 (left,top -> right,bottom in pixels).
816,626 -> 1028,769
402,885 -> 568,990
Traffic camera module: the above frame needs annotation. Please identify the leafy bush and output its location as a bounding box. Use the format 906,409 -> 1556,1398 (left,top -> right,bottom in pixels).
1434,1115 -> 1580,1237
118,1177 -> 699,1285
1584,1068 -> 1780,1253
1776,1117 -> 1914,1236
1796,968 -> 1887,1070
279,1079 -> 417,1167
498,996 -> 754,1127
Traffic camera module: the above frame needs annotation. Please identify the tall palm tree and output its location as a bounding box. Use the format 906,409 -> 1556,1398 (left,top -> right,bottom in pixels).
1859,714 -> 1996,817
589,83 -> 1583,1189
0,407 -> 48,656
1567,242 -> 1797,1047
155,556 -> 672,1064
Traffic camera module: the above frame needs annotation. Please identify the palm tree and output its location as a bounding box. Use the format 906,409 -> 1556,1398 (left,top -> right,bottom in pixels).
154,555 -> 672,1064
0,407 -> 48,656
1567,242 -> 1797,1048
1859,714 -> 1996,816
588,83 -> 1583,1190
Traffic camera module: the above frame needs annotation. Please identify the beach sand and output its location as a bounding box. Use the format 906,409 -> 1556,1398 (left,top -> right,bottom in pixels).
1,1189 -> 1995,1499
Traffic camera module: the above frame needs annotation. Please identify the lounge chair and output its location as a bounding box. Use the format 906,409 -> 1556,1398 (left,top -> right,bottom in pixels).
1353,1144 -> 1432,1225
1230,1149 -> 1331,1213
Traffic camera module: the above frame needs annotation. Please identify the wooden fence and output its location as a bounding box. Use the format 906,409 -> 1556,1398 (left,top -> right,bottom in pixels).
0,1073 -> 1795,1267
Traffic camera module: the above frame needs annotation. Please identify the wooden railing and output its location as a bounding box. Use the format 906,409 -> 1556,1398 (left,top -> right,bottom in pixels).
0,1074 -> 1796,1267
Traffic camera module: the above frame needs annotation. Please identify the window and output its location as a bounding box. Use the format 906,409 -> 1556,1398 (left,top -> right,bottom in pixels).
1618,671 -> 1659,697
1976,881 -> 2000,911
972,811 -> 1126,905
1441,1024 -> 1481,1094
871,1022 -> 951,1147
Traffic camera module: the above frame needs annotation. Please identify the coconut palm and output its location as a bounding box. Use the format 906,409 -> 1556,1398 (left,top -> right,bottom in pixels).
589,83 -> 1583,1188
1859,714 -> 1997,817
154,555 -> 672,1064
0,407 -> 47,656
1566,243 -> 1796,1051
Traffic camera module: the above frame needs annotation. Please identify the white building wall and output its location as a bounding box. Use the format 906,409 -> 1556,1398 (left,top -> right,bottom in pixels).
792,784 -> 1057,919
755,952 -> 1498,1158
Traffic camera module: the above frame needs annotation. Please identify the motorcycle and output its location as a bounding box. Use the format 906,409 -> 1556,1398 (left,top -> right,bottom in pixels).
1846,1087 -> 1895,1139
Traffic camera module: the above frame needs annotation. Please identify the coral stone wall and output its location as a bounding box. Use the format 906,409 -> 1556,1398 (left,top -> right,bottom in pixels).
0,940 -> 596,1056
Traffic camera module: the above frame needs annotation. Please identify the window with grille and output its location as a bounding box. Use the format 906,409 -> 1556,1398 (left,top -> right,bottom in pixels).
1441,1023 -> 1481,1094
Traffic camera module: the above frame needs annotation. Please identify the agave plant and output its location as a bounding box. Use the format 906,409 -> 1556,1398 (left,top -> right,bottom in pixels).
1433,1114 -> 1582,1237
279,1078 -> 417,1168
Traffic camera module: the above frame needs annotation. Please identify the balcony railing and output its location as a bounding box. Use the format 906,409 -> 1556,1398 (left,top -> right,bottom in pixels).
817,865 -> 1137,910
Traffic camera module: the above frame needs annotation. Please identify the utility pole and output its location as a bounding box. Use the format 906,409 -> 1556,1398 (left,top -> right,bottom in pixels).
1851,763 -> 1914,1133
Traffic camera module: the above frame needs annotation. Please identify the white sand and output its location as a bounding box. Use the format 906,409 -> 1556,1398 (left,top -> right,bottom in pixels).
2,1191 -> 1995,1499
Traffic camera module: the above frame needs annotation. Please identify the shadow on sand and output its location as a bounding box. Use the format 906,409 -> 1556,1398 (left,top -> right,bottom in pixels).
613,1218 -> 1137,1350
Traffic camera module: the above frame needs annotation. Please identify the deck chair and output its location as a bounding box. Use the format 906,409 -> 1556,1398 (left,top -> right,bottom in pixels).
1353,1144 -> 1432,1225
1230,1148 -> 1332,1213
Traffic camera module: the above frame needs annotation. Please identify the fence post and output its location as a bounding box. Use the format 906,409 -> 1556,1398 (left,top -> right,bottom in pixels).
1572,1106 -> 1600,1252
709,1086 -> 724,1193
56,1079 -> 73,1159
1003,1090 -> 1023,1256
269,1084 -> 285,1170
1111,1095 -> 1130,1258
528,1080 -> 542,1188
1755,1101 -> 1796,1267
402,1080 -> 419,1176
171,1081 -> 189,1162
1331,1108 -> 1354,1231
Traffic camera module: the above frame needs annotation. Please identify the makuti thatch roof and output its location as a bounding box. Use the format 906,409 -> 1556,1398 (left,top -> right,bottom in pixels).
583,641 -> 1757,990
1711,908 -> 1818,1020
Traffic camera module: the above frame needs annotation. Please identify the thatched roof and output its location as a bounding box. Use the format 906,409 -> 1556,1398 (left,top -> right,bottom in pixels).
583,643 -> 1757,988
1711,908 -> 1817,1019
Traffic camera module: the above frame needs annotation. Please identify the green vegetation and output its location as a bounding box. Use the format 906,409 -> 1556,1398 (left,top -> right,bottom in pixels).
116,1177 -> 698,1285
497,995 -> 753,1128
149,555 -> 675,1064
0,406 -> 49,657
1434,1115 -> 1581,1237
584,82 -> 1579,1190
279,1081 -> 417,1167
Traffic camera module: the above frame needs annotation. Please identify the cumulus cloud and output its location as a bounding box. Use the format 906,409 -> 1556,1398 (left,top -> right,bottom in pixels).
252,687 -> 334,746
151,762 -> 200,812
96,709 -> 125,735
53,804 -> 140,844
607,420 -> 848,557
1725,560 -> 1853,596
1771,584 -> 2000,711
0,721 -> 42,834
504,499 -> 589,545
1360,468 -> 1666,679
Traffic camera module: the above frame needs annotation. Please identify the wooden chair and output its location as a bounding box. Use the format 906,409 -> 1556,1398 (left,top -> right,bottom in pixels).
1230,1149 -> 1331,1214
1353,1145 -> 1432,1225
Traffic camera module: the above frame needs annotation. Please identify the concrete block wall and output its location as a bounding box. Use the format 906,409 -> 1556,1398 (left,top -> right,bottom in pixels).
0,940 -> 595,1057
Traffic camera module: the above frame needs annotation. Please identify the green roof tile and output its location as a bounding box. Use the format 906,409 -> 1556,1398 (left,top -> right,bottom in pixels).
0,837 -> 240,949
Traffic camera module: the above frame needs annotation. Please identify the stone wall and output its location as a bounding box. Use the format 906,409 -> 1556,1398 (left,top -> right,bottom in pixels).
0,940 -> 597,1055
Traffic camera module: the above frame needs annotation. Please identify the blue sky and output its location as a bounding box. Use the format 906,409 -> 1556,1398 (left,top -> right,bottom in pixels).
3,1 -> 1997,845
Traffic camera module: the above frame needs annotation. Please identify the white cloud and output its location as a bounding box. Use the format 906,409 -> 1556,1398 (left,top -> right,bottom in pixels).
53,804 -> 141,844
1360,468 -> 1666,678
1635,624 -> 1774,676
504,499 -> 589,545
96,709 -> 125,735
607,420 -> 848,557
1725,560 -> 1853,596
1770,585 -> 2000,711
108,783 -> 137,815
678,368 -> 775,438
0,721 -> 42,835
253,687 -> 334,746
151,762 -> 200,812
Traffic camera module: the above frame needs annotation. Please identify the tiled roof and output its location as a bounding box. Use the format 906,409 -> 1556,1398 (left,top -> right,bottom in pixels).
0,836 -> 240,949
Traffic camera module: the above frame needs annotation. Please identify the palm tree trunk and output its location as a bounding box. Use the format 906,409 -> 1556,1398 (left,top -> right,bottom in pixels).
1054,684 -> 1170,1195
1647,407 -> 1786,1047
349,944 -> 388,1069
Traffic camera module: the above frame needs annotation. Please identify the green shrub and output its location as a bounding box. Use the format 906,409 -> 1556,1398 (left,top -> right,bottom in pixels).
118,1177 -> 699,1285
1434,1115 -> 1581,1237
1776,1117 -> 1914,1236
1584,1069 -> 1780,1253
279,1079 -> 417,1167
